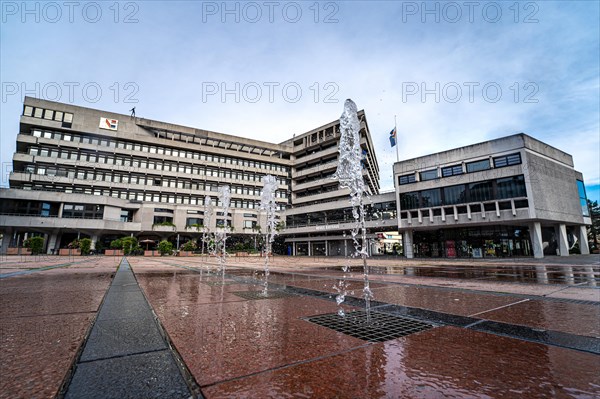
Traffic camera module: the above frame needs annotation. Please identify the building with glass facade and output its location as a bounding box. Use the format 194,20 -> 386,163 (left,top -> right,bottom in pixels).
394,134 -> 592,258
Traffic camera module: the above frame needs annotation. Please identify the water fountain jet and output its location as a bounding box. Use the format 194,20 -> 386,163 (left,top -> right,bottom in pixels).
333,99 -> 373,320
259,175 -> 278,295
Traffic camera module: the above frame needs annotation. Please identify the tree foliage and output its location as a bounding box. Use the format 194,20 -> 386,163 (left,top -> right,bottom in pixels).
24,236 -> 44,255
158,240 -> 173,255
588,199 -> 600,249
79,238 -> 92,255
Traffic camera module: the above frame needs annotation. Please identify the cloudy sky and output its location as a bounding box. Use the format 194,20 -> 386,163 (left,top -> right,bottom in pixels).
1,1 -> 598,200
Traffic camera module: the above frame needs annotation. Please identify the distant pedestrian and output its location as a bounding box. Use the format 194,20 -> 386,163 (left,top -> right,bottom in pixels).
130,107 -> 136,117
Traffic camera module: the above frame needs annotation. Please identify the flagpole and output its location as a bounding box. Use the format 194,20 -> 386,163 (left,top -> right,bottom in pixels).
394,115 -> 400,163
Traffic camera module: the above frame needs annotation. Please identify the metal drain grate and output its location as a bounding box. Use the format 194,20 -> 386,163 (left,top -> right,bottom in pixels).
232,290 -> 296,300
304,310 -> 435,342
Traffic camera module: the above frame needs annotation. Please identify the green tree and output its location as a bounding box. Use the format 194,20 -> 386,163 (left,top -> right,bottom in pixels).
181,240 -> 197,252
110,238 -> 123,249
588,199 -> 600,249
110,237 -> 139,254
79,238 -> 92,255
158,240 -> 173,256
121,237 -> 140,255
24,236 -> 44,255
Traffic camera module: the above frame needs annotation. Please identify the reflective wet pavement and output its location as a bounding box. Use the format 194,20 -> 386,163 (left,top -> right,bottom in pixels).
1,255 -> 599,398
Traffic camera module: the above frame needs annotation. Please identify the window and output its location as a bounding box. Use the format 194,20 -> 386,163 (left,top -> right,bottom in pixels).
400,192 -> 419,210
441,165 -> 463,177
577,180 -> 589,216
469,181 -> 493,202
186,217 -> 203,227
443,185 -> 466,205
496,175 -> 526,199
493,153 -> 521,168
420,189 -> 442,207
62,203 -> 104,219
398,174 -> 416,185
466,159 -> 490,173
420,169 -> 438,181
244,220 -> 257,229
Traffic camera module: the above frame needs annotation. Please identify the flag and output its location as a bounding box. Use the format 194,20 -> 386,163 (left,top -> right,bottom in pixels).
389,127 -> 397,147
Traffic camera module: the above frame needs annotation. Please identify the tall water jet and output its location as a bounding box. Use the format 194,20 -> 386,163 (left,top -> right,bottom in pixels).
259,175 -> 278,295
216,186 -> 231,277
333,99 -> 373,319
203,195 -> 215,269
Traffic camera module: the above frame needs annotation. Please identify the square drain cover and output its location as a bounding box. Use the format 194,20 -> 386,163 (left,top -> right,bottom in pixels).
305,310 -> 435,342
232,290 -> 296,300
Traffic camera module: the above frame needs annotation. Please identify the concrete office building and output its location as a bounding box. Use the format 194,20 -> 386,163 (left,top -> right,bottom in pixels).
0,99 -> 591,259
393,134 -> 592,259
0,97 -> 381,254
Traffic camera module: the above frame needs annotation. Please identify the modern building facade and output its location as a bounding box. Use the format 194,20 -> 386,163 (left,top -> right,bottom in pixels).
0,97 -> 380,254
393,134 -> 592,258
0,98 -> 591,259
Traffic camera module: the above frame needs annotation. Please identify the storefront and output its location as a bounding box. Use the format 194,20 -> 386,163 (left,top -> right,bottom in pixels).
412,225 -> 532,258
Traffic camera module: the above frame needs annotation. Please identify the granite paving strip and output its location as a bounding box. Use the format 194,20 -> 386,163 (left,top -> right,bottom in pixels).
63,258 -> 195,399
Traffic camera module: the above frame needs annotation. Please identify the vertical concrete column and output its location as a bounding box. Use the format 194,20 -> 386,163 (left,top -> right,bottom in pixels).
292,242 -> 296,256
324,240 -> 328,256
308,242 -> 312,256
530,222 -> 544,259
578,225 -> 590,255
91,235 -> 99,251
556,224 -> 569,257
403,230 -> 414,259
46,231 -> 60,255
0,227 -> 12,254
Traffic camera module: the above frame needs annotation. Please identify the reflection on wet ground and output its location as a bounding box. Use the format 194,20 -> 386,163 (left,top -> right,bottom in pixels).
128,257 -> 600,398
321,264 -> 600,286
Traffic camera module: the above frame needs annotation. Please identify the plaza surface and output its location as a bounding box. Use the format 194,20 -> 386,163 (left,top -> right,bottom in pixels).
1,254 -> 599,398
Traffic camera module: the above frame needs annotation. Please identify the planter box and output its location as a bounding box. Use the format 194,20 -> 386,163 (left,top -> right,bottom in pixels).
177,251 -> 193,257
144,250 -> 161,257
105,249 -> 124,256
59,248 -> 81,256
7,247 -> 31,255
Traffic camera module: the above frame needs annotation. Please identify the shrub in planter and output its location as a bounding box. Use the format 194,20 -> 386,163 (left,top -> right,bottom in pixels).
24,236 -> 44,255
79,238 -> 92,255
181,240 -> 197,252
158,240 -> 173,256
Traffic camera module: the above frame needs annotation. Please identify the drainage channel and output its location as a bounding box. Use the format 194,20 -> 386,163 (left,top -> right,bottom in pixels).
59,258 -> 200,399
158,261 -> 600,355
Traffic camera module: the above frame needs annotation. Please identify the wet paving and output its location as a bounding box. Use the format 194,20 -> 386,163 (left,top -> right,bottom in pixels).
1,255 -> 599,398
130,256 -> 600,398
0,257 -> 117,399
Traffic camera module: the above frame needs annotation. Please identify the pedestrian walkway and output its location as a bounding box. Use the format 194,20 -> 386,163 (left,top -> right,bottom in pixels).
63,259 -> 194,399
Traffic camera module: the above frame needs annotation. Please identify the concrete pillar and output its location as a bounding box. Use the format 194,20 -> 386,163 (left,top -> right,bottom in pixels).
308,242 -> 312,256
403,230 -> 414,259
292,242 -> 296,256
556,224 -> 569,257
578,225 -> 590,255
47,231 -> 60,255
324,240 -> 328,256
530,222 -> 544,259
0,227 -> 12,254
91,235 -> 99,251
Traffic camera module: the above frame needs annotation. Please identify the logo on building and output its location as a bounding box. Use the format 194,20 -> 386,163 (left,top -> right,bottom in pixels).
99,117 -> 118,131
